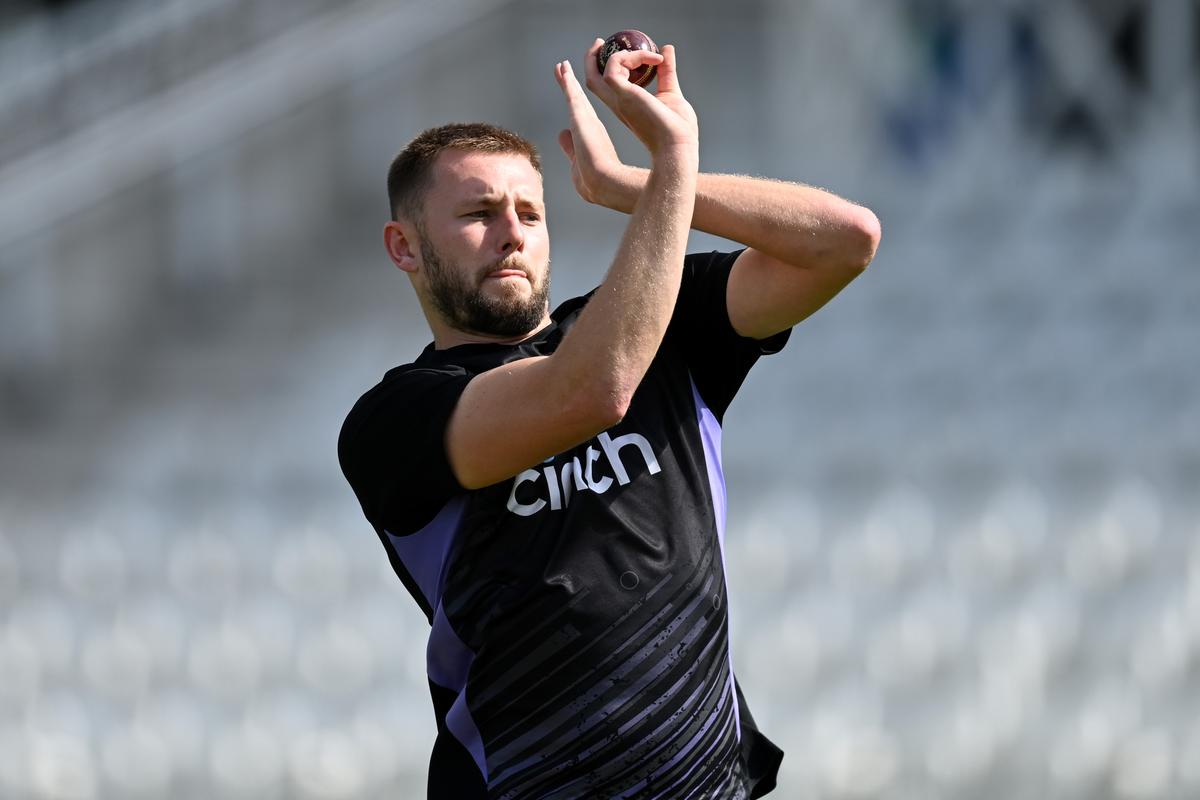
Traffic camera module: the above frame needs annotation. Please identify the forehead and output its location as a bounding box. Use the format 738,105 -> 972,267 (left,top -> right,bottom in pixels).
429,150 -> 543,204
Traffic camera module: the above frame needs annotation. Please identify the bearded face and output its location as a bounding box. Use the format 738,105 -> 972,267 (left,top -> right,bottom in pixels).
418,222 -> 551,338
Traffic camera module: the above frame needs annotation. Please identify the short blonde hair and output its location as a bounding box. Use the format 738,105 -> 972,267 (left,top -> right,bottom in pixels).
387,122 -> 541,221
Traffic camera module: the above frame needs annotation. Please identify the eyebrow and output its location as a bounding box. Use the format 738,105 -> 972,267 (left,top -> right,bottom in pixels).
459,194 -> 544,211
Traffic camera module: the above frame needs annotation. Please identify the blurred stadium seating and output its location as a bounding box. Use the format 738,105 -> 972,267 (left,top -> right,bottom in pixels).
1,0 -> 1198,797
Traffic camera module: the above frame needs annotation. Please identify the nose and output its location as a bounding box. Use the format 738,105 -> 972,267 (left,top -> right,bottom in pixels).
495,206 -> 525,255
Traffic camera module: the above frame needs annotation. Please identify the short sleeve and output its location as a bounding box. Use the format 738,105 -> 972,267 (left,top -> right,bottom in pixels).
338,367 -> 473,536
667,249 -> 791,421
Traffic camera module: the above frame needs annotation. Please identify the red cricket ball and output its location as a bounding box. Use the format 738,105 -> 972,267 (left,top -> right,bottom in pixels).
596,30 -> 659,87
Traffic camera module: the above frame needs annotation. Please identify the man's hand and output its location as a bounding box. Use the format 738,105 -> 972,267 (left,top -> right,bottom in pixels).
553,57 -> 627,207
584,38 -> 697,150
554,41 -> 697,172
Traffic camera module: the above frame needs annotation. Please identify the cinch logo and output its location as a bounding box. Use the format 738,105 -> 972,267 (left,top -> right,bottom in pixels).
506,431 -> 661,517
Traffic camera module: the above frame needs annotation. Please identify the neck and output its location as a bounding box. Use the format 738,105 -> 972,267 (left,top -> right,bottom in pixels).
431,314 -> 553,349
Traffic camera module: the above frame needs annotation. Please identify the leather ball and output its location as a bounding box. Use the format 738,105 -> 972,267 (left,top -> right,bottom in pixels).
596,30 -> 659,87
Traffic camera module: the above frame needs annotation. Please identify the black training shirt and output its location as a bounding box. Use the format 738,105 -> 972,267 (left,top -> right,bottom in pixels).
340,249 -> 788,799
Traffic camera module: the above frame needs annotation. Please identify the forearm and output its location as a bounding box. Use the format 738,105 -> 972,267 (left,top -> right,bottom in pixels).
601,167 -> 879,270
552,151 -> 699,416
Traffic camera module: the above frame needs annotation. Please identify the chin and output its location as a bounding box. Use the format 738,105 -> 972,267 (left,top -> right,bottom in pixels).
484,278 -> 533,300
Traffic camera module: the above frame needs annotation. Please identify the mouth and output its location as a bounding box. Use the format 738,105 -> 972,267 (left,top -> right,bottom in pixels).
484,268 -> 528,280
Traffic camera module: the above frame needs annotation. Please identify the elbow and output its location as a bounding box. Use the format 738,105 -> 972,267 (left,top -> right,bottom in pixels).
592,384 -> 633,429
562,379 -> 632,434
594,404 -> 629,432
847,206 -> 882,272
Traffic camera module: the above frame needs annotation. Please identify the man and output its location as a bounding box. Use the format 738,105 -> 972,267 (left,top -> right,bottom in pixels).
339,40 -> 879,799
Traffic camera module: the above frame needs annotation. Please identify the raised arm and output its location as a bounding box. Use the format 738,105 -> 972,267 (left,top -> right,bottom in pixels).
558,38 -> 880,340
446,47 -> 699,490
569,168 -> 880,339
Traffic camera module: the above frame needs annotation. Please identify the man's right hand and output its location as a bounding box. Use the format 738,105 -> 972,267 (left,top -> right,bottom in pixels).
556,42 -> 697,162
601,42 -> 697,158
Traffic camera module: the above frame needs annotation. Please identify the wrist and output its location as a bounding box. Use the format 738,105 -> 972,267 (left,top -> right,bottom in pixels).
644,156 -> 699,204
649,145 -> 700,177
597,164 -> 645,214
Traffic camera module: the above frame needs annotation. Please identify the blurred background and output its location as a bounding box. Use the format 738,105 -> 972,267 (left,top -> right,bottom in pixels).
1,0 -> 1198,797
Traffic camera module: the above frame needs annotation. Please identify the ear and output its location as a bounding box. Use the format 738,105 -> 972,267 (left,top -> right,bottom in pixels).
383,220 -> 419,273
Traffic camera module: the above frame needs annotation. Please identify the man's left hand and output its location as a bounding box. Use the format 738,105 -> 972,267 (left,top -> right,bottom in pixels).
554,39 -> 646,211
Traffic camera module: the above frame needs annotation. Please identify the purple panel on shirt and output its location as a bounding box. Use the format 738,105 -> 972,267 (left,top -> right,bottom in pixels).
389,499 -> 488,781
447,685 -> 488,782
690,376 -> 743,743
689,378 -> 727,550
427,603 -> 473,690
385,496 -> 466,610
429,603 -> 488,781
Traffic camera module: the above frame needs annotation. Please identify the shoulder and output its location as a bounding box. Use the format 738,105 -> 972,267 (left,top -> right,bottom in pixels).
550,289 -> 597,328
338,362 -> 471,467
668,249 -> 745,324
685,248 -> 744,269
344,362 -> 467,426
550,253 -> 742,330
338,361 -> 476,533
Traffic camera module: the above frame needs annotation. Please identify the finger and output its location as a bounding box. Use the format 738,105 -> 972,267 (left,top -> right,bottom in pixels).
605,48 -> 665,80
558,59 -> 603,125
584,38 -> 606,94
603,50 -> 664,98
559,61 -> 625,160
586,44 -> 623,114
557,59 -> 582,100
554,59 -> 569,93
557,129 -> 575,161
656,44 -> 680,94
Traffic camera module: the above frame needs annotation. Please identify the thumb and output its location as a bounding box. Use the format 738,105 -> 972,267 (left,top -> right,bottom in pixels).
557,129 -> 576,161
657,45 -> 680,94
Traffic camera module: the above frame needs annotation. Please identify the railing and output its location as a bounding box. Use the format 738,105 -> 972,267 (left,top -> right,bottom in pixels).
0,0 -> 503,257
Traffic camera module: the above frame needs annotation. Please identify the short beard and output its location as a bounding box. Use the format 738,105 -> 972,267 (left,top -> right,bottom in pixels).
418,224 -> 550,338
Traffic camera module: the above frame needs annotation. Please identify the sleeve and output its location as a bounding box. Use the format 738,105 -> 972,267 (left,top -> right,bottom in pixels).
337,366 -> 474,536
666,249 -> 791,421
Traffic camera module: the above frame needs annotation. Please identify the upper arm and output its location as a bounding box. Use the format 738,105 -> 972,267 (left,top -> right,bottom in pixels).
726,247 -> 869,341
445,355 -> 621,490
339,370 -> 472,533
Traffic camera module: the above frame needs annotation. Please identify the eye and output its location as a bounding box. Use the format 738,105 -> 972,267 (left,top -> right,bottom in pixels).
464,209 -> 491,219
520,212 -> 542,223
